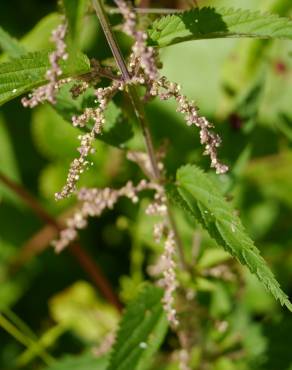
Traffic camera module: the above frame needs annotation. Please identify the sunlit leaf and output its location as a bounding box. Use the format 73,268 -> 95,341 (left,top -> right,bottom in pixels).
0,50 -> 90,105
149,7 -> 292,47
168,164 -> 292,311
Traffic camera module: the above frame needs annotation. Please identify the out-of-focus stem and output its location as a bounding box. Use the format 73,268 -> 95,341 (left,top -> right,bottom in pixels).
0,171 -> 122,311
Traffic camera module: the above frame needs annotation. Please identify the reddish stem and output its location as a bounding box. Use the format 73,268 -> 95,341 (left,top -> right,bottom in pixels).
0,171 -> 122,312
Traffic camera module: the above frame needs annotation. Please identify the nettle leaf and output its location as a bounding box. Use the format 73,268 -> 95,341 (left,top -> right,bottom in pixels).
54,83 -> 133,147
0,26 -> 26,58
62,0 -> 89,46
107,284 -> 168,370
148,7 -> 292,47
168,164 -> 292,311
0,50 -> 90,106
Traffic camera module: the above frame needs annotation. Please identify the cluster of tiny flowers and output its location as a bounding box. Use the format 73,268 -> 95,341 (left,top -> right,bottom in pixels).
55,133 -> 95,200
145,189 -> 179,328
145,187 -> 168,216
55,80 -> 125,200
53,180 -> 159,252
160,229 -> 179,327
115,0 -> 228,174
114,0 -> 159,80
149,78 -> 229,174
70,81 -> 90,98
22,22 -> 68,107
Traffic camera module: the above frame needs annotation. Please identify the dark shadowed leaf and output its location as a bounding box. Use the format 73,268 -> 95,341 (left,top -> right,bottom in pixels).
62,0 -> 89,46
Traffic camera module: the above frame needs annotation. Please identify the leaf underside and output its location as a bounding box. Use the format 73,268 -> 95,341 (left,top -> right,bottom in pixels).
148,7 -> 292,47
168,165 -> 292,312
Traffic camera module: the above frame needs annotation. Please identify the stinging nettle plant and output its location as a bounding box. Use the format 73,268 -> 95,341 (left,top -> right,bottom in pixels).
1,0 -> 292,369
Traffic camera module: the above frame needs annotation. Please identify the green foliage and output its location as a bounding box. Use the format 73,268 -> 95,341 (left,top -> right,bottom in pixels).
148,7 -> 292,47
0,50 -> 90,105
107,284 -> 168,370
62,0 -> 89,47
1,1 -> 292,369
49,281 -> 119,342
168,164 -> 292,311
0,26 -> 26,57
21,14 -> 61,52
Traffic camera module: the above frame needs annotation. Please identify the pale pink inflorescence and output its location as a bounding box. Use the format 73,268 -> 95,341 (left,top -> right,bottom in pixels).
149,78 -> 228,174
22,21 -> 69,108
145,188 -> 179,328
53,180 -> 160,252
160,229 -> 179,327
56,0 -> 227,201
115,0 -> 228,174
114,0 -> 159,81
55,80 -> 124,200
51,0 -> 227,338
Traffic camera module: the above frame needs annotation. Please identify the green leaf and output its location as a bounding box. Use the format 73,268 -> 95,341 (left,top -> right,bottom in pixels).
62,0 -> 89,46
107,284 -> 168,370
45,353 -> 109,370
148,7 -> 292,47
54,83 -> 133,147
49,281 -> 119,342
168,164 -> 292,311
0,26 -> 26,58
21,13 -> 61,52
0,50 -> 90,106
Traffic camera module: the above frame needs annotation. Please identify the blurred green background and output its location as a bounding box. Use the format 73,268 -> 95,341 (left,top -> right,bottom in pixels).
1,0 -> 292,369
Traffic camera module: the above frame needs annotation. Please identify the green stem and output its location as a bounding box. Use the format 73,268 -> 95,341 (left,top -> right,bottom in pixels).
0,314 -> 54,365
92,0 -> 188,270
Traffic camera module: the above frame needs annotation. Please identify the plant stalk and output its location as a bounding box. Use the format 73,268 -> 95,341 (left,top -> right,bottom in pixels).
92,0 -> 188,270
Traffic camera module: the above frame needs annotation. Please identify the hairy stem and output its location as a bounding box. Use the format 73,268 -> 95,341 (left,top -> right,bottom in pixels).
0,171 -> 122,311
92,0 -> 188,270
92,0 -> 131,81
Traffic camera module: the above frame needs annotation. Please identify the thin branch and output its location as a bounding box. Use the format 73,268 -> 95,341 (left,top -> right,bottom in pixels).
92,0 -> 188,271
0,171 -> 122,312
107,7 -> 182,14
0,172 -> 56,228
92,0 -> 131,81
